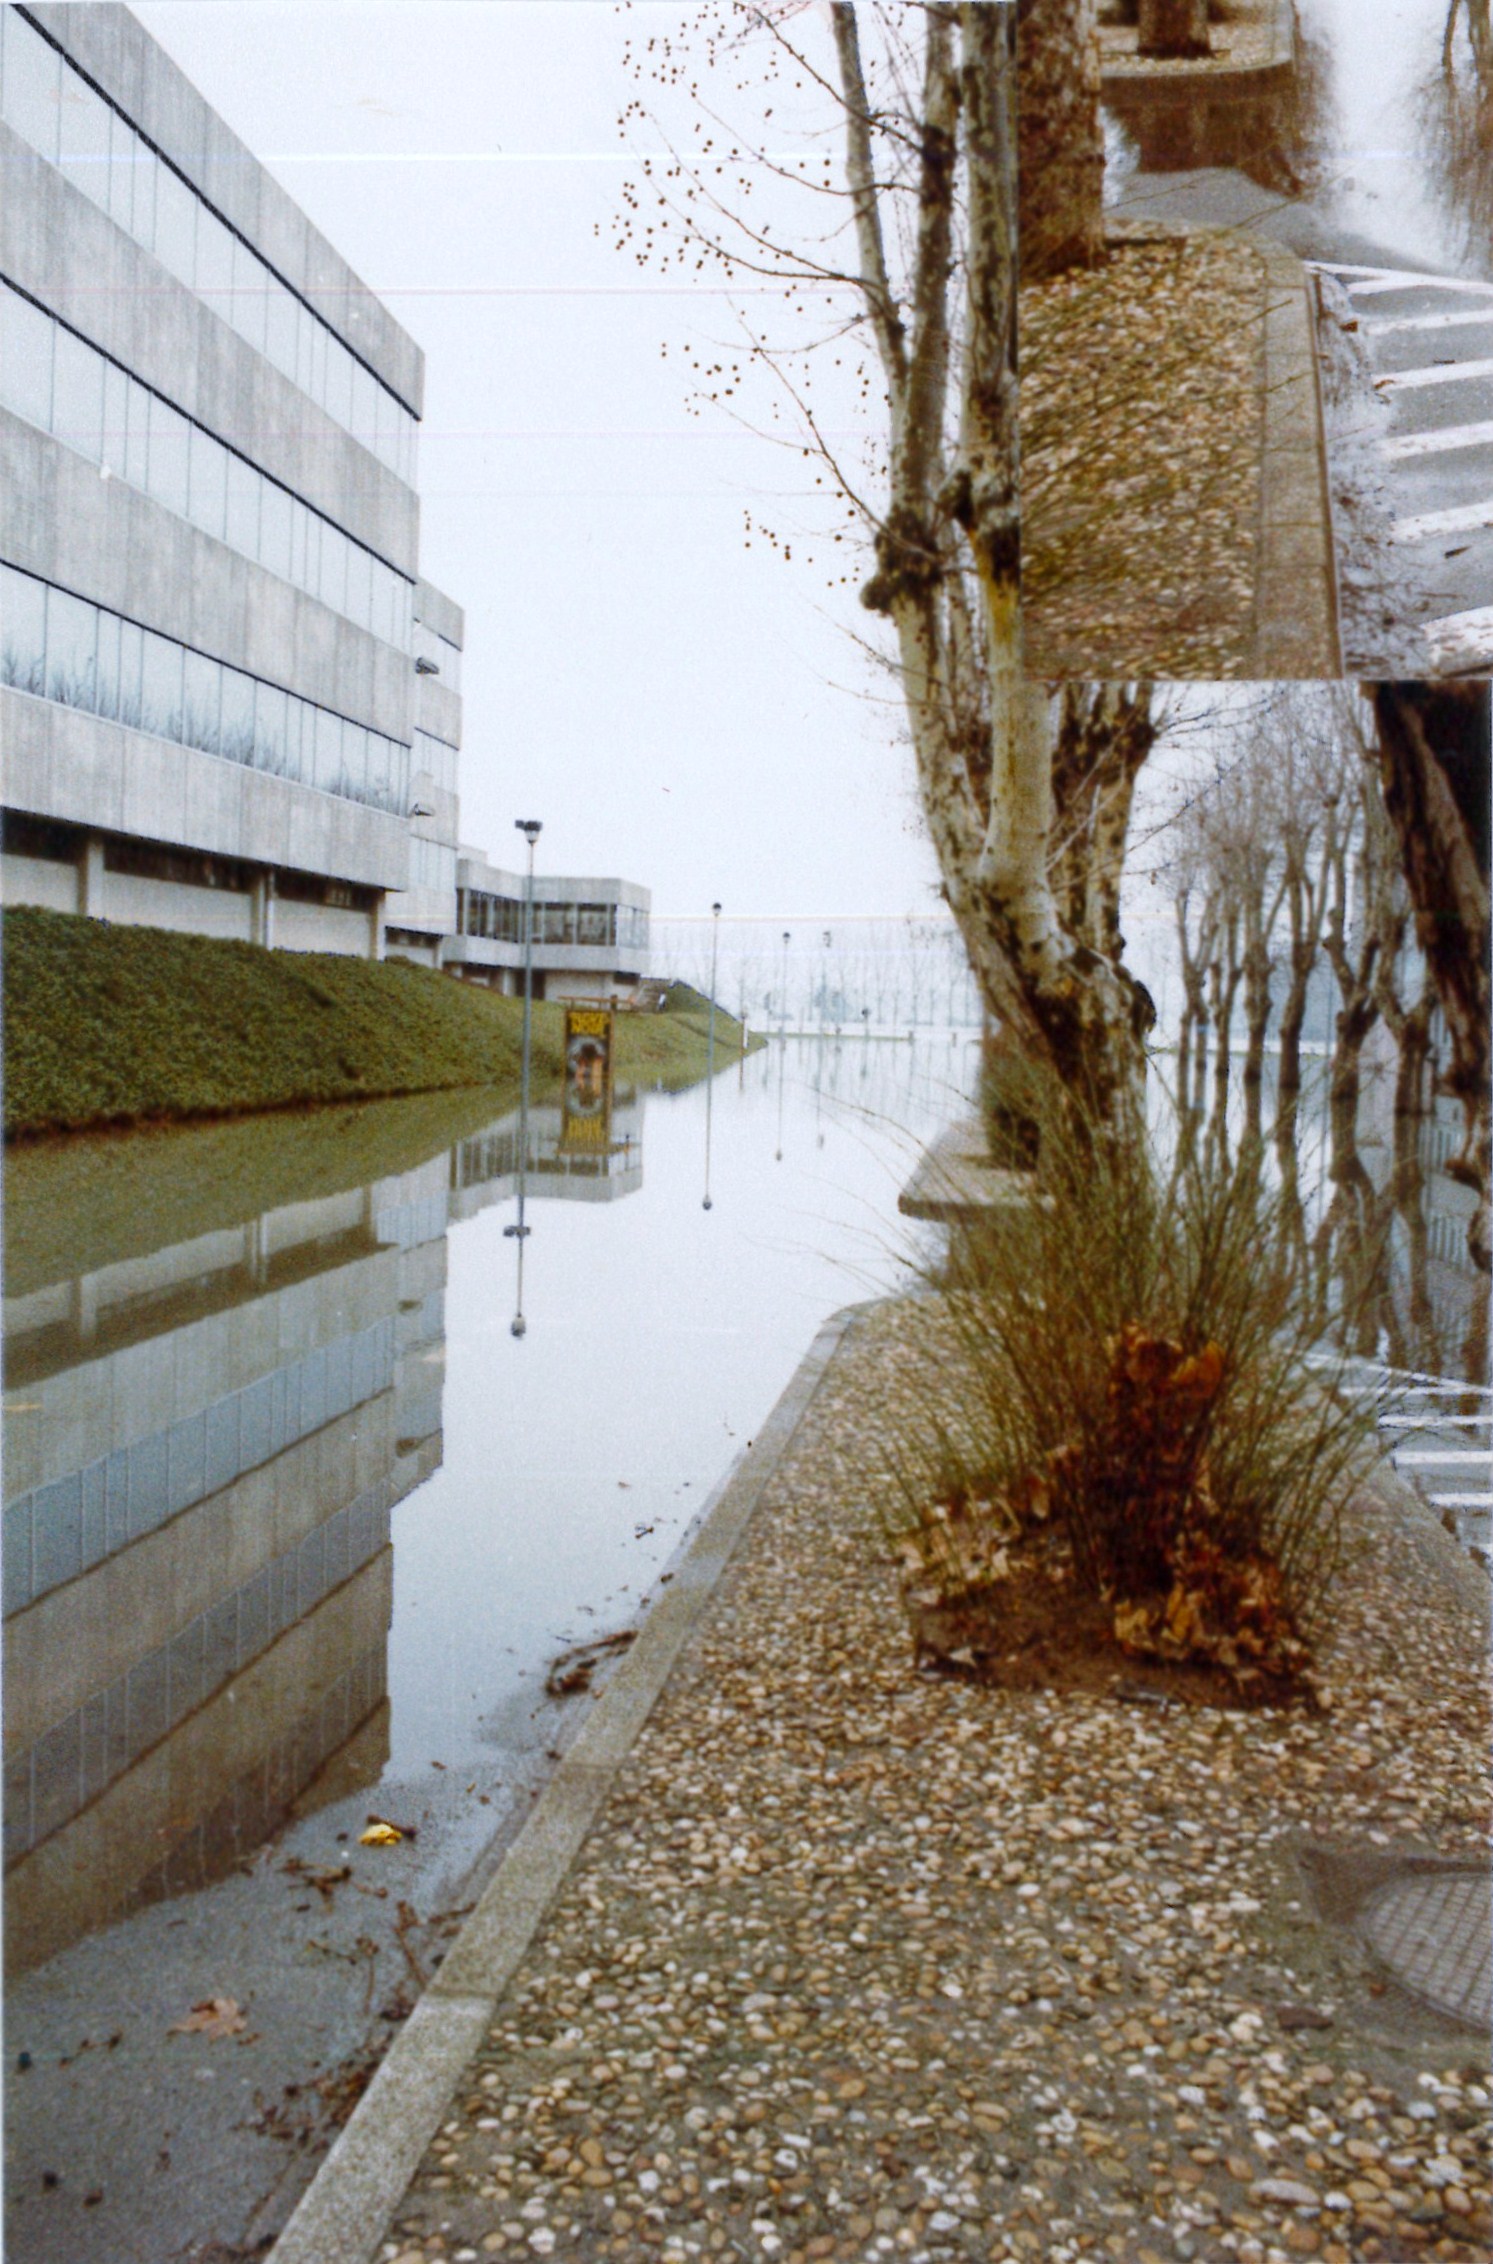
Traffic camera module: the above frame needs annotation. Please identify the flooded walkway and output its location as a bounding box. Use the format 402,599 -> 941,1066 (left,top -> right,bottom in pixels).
2,1036 -> 976,2263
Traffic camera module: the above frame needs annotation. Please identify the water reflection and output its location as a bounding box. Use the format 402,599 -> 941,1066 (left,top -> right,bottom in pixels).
1415,1 -> 1493,276
1103,7 -> 1332,194
1,1092 -> 643,1978
1105,0 -> 1493,279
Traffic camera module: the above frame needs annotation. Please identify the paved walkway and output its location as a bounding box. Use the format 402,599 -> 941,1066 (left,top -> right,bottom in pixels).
278,1299 -> 1491,2264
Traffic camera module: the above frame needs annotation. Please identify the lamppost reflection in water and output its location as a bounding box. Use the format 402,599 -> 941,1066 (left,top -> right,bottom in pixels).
506,818 -> 542,1338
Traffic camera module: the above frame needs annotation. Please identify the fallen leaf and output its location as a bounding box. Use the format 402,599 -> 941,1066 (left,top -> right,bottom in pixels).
359,1823 -> 404,1847
169,1997 -> 247,2040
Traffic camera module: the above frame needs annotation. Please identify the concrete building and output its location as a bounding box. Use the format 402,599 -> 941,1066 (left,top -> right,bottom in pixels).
0,3 -> 650,991
448,856 -> 651,1001
0,2 -> 431,955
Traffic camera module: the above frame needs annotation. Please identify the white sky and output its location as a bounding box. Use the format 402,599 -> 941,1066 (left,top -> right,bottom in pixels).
133,0 -> 941,920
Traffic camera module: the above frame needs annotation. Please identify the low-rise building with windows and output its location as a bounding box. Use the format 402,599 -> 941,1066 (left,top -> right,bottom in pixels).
447,857 -> 650,1001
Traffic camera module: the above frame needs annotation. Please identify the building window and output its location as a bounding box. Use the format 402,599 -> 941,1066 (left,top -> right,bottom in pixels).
0,561 -> 411,817
0,280 -> 415,651
0,8 -> 419,482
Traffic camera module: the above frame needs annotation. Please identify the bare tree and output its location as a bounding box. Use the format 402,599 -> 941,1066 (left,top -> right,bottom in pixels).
621,4 -> 1157,1124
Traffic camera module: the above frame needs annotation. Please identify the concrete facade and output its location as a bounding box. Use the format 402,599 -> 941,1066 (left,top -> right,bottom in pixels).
0,2 -> 423,956
0,4 -> 653,980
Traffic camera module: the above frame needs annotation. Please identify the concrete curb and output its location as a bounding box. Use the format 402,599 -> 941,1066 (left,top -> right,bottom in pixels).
268,1303 -> 866,2264
1251,242 -> 1342,677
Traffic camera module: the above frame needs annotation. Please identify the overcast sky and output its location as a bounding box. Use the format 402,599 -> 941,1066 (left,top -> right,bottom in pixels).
133,1 -> 940,919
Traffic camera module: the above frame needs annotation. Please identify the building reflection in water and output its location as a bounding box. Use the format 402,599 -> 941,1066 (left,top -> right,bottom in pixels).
1,1088 -> 644,1978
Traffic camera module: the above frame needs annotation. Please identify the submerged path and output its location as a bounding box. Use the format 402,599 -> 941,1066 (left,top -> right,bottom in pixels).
278,1297 -> 1491,2264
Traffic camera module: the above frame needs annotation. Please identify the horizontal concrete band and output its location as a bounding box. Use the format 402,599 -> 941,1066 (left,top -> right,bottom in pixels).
268,1302 -> 863,2264
1253,246 -> 1342,678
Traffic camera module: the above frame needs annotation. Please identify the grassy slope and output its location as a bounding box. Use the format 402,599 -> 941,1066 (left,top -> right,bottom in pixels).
2,906 -> 754,1140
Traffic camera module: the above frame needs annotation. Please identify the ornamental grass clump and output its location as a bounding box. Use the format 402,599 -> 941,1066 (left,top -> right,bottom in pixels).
894,1064 -> 1380,1702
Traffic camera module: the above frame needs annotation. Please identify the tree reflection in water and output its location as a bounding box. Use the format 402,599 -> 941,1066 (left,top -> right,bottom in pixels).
1416,0 -> 1493,271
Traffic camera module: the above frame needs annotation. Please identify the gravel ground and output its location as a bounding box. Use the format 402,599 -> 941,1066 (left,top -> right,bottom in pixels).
385,1298 -> 1491,2264
1021,230 -> 1266,678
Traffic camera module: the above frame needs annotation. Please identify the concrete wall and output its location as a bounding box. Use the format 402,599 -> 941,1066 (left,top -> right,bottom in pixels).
1,688 -> 410,891
23,5 -> 424,416
0,122 -> 419,569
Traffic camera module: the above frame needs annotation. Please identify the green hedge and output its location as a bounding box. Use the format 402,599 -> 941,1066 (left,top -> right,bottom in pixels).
2,906 -> 754,1140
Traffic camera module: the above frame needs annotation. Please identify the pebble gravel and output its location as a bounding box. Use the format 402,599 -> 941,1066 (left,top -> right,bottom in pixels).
1021,230 -> 1266,679
386,1298 -> 1491,2264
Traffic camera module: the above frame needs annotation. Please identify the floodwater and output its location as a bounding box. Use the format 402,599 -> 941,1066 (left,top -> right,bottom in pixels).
1105,0 -> 1493,280
2,1033 -> 977,2264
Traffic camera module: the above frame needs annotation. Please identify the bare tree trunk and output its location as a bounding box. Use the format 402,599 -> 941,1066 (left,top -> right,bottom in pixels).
1017,0 -> 1106,283
1138,0 -> 1212,57
1368,683 -> 1490,1276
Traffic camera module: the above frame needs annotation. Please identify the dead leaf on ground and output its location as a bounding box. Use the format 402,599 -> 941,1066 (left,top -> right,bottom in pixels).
359,1822 -> 404,1847
169,1997 -> 247,2040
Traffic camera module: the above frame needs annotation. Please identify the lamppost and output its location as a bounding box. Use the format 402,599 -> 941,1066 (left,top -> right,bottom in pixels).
780,930 -> 791,1041
505,818 -> 541,1337
703,901 -> 720,1211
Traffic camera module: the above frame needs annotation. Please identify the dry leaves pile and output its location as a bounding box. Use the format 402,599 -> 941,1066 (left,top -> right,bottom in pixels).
900,1325 -> 1320,1702
1021,232 -> 1266,677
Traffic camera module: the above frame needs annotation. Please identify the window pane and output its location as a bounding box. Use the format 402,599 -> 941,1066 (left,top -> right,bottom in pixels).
122,373 -> 150,491
116,618 -> 144,729
264,279 -> 298,381
45,586 -> 98,707
224,450 -> 260,560
140,629 -> 182,739
153,163 -> 198,288
102,361 -> 129,479
182,649 -> 220,753
324,339 -> 353,434
195,208 -> 235,326
57,72 -> 112,210
313,706 -> 342,793
105,106 -> 135,229
2,13 -> 62,163
230,234 -> 267,355
0,566 -> 48,693
93,611 -> 122,719
52,326 -> 103,461
218,667 -> 255,763
318,526 -> 347,618
253,681 -> 288,773
1,285 -> 54,429
287,498 -> 308,590
344,543 -> 372,632
188,423 -> 227,543
148,394 -> 190,517
259,482 -> 292,581
131,142 -> 158,252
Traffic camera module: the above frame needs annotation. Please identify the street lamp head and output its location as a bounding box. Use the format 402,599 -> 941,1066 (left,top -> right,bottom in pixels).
712,901 -> 721,917
515,819 -> 542,844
